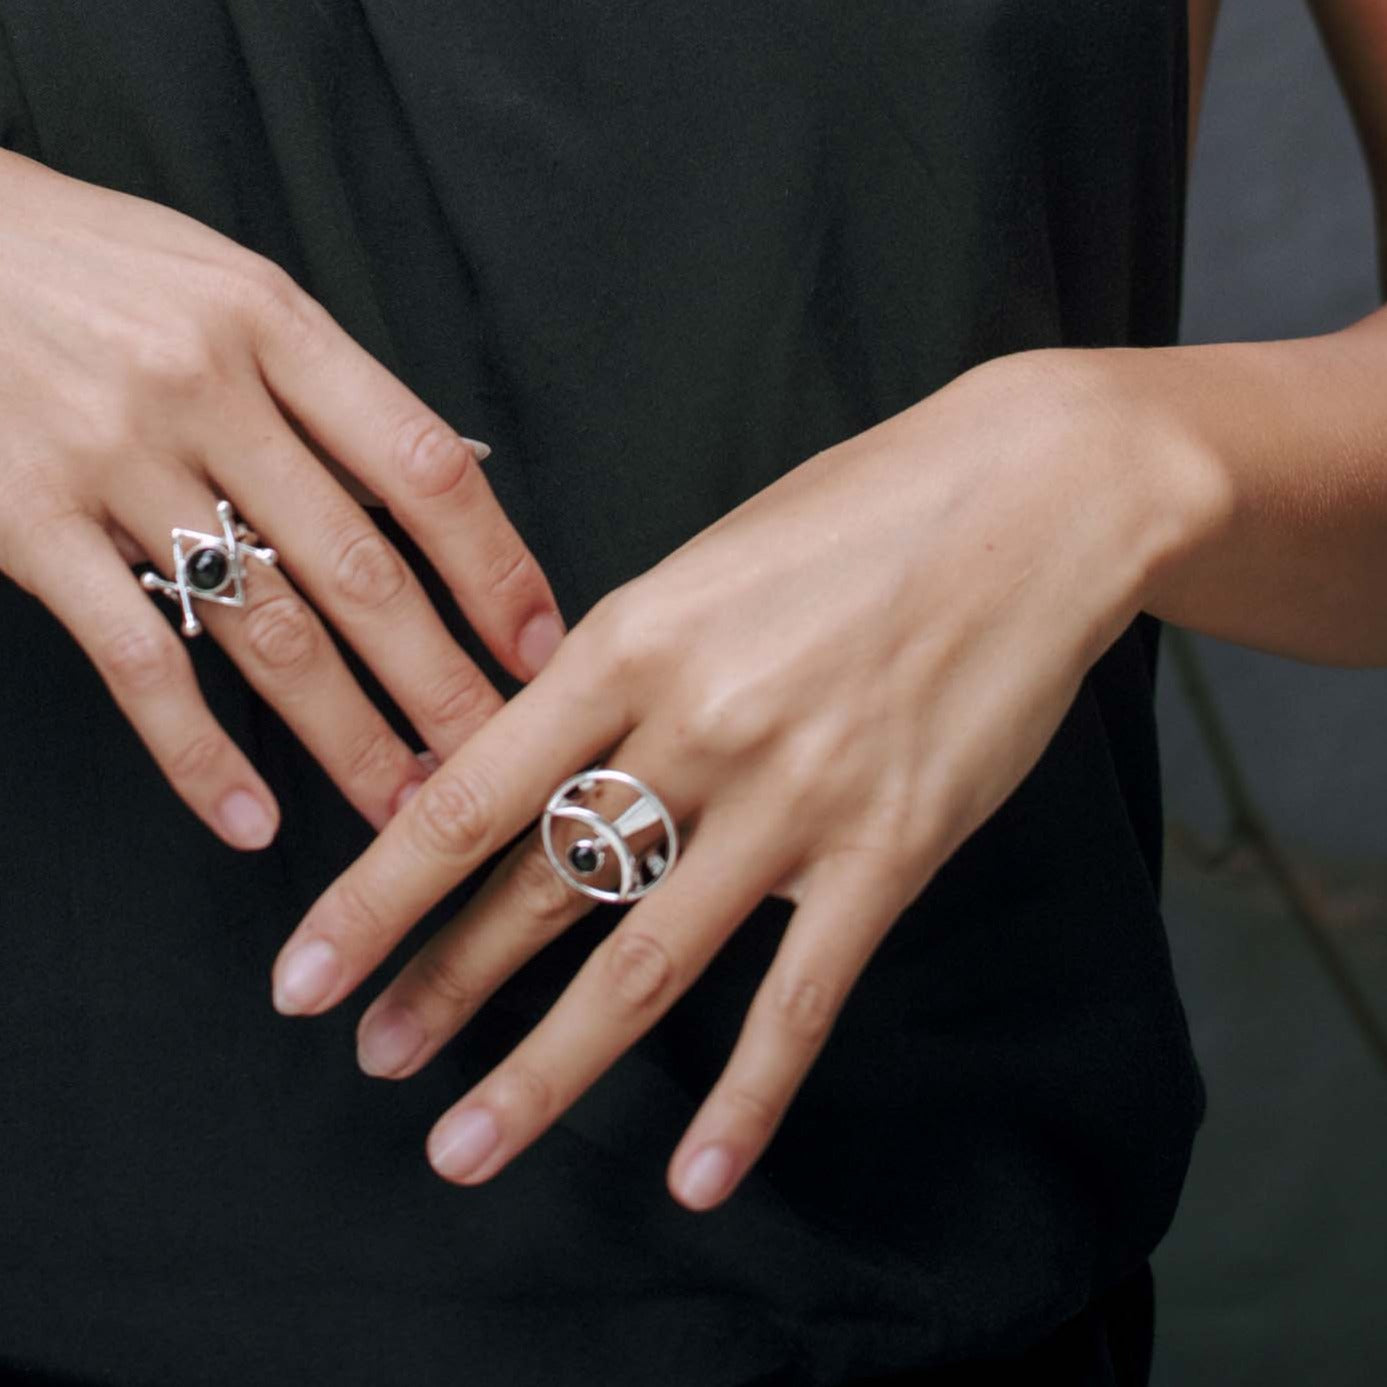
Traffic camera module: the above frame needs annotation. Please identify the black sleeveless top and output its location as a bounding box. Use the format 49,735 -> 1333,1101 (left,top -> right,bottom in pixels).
0,4 -> 1204,1383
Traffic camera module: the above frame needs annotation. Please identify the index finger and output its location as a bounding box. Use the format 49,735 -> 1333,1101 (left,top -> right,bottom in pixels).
245,266 -> 566,682
269,633 -> 631,1017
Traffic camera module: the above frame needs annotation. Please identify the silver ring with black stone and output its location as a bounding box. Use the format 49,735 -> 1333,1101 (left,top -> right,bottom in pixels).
540,767 -> 680,904
140,499 -> 279,637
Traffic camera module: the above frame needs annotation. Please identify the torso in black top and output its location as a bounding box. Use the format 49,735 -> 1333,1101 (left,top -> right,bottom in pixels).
0,4 -> 1204,1384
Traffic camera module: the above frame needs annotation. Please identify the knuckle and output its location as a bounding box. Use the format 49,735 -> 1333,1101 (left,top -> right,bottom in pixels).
585,583 -> 640,647
100,623 -> 185,693
887,783 -> 957,865
340,720 -> 406,786
768,974 -> 838,1044
166,731 -> 227,784
392,415 -> 478,501
411,765 -> 493,858
242,254 -> 300,304
127,327 -> 219,397
331,527 -> 407,611
332,878 -> 388,943
604,931 -> 675,1012
243,592 -> 319,674
721,1084 -> 779,1131
582,582 -> 659,684
508,849 -> 580,936
413,948 -> 482,1014
496,1062 -> 554,1120
478,544 -> 540,604
230,257 -> 316,341
677,683 -> 776,761
422,660 -> 497,732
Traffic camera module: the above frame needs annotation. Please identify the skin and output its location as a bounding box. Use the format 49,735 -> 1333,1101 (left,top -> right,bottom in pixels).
269,0 -> 1387,1211
0,147 -> 565,847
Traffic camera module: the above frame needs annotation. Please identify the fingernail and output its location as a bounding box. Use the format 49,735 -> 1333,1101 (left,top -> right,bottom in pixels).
217,789 -> 276,849
462,437 -> 492,462
679,1145 -> 735,1209
358,1005 -> 427,1077
273,938 -> 340,1015
517,611 -> 565,679
429,1107 -> 500,1180
391,778 -> 423,816
392,750 -> 440,816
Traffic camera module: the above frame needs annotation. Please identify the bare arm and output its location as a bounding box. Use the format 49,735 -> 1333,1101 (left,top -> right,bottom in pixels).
1021,0 -> 1387,668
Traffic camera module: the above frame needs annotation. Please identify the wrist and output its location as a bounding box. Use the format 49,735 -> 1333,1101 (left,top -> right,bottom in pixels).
962,346 -> 1236,654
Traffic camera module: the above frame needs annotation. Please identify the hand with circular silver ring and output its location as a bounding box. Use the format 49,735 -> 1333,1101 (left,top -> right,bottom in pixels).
0,149 -> 565,847
271,353 -> 1170,1213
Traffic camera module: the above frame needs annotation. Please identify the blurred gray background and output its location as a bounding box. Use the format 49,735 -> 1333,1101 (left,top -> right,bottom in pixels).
1151,1 -> 1387,1382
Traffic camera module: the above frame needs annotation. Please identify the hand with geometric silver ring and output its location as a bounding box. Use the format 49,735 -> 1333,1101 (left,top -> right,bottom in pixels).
0,149 -> 565,847
270,349 -> 1224,1212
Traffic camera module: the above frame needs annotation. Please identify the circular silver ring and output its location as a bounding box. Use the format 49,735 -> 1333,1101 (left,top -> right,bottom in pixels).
140,499 -> 279,637
541,767 -> 680,903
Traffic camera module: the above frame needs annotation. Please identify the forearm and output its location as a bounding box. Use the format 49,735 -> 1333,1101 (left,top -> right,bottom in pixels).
1072,306 -> 1387,668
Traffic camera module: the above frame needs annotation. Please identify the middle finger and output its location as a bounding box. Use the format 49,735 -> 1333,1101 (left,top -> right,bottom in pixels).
210,396 -> 506,759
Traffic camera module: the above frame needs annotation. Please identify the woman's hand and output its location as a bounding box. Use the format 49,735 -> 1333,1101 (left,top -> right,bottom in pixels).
0,148 -> 564,846
268,349 -> 1219,1208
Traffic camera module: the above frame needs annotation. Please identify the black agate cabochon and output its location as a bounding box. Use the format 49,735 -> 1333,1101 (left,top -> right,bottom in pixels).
187,545 -> 230,593
568,841 -> 602,875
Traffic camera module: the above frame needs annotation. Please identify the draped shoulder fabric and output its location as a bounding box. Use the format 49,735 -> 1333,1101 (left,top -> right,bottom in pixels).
0,3 -> 1204,1384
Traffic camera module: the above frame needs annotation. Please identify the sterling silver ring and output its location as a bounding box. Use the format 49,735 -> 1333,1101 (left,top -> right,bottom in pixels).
541,767 -> 680,903
141,499 -> 279,637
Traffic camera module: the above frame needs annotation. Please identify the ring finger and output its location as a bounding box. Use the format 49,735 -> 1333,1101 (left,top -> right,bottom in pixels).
115,458 -> 428,830
353,731 -> 720,1076
210,396 -> 504,760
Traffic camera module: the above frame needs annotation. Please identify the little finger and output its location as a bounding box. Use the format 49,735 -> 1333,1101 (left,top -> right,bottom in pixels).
667,853 -> 909,1211
15,511 -> 280,849
211,398 -> 503,758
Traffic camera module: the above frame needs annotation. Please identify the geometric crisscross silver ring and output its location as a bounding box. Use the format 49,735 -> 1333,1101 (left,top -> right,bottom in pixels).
140,499 -> 278,637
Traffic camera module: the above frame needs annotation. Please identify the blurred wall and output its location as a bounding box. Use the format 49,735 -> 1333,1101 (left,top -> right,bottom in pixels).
1151,1 -> 1387,1383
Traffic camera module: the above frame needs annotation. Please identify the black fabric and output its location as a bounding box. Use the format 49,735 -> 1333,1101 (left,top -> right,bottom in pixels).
829,1260 -> 1154,1387
0,3 -> 1204,1384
